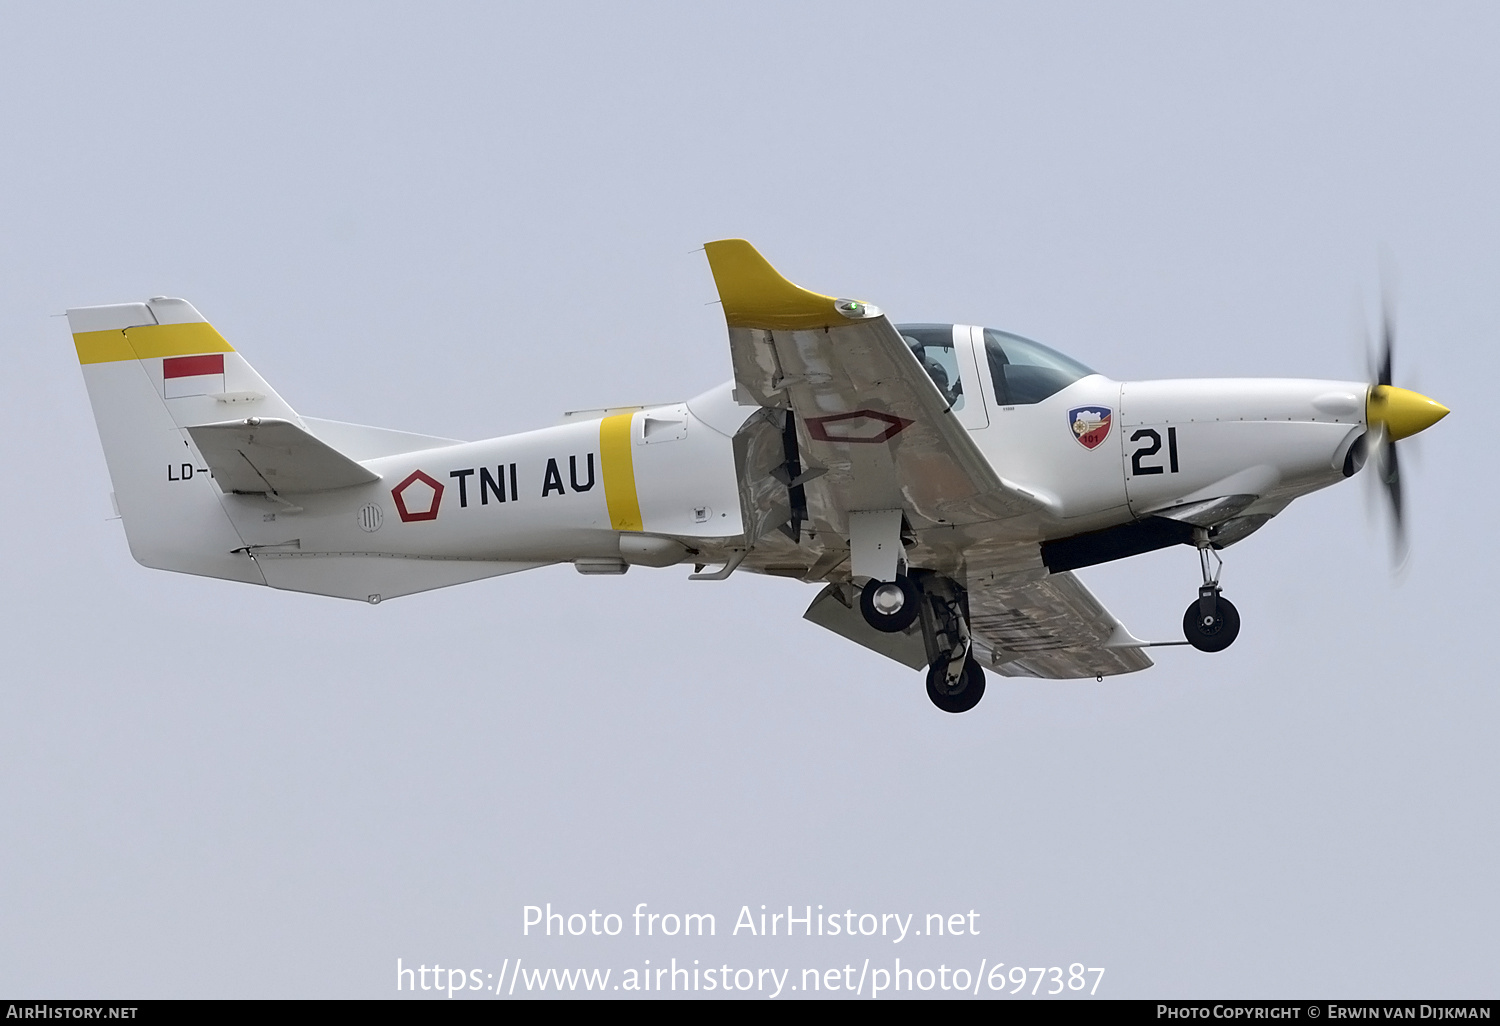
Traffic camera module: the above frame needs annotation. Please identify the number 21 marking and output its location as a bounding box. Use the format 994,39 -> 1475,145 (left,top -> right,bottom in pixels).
1130,427 -> 1179,475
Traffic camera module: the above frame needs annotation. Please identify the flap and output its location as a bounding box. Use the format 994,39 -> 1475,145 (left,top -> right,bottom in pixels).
968,570 -> 1154,679
186,418 -> 381,495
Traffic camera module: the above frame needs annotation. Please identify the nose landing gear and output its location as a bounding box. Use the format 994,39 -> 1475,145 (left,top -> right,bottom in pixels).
1183,532 -> 1240,652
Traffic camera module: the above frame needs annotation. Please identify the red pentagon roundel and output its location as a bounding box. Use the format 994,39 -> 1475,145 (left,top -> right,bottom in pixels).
391,469 -> 444,522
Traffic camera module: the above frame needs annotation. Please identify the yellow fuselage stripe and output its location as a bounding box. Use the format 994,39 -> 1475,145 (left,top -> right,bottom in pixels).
74,322 -> 235,365
600,413 -> 642,532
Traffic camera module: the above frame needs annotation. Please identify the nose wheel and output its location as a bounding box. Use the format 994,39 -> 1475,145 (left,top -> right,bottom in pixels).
1184,587 -> 1240,652
1184,534 -> 1241,652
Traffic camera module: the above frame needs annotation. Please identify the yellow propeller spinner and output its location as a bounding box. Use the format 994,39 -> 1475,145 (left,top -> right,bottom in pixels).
1366,385 -> 1449,441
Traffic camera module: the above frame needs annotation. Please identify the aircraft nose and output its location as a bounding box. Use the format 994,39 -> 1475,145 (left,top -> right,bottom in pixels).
1367,385 -> 1450,441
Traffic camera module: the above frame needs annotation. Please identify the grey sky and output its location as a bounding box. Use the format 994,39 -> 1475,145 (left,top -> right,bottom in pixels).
1,2 -> 1494,998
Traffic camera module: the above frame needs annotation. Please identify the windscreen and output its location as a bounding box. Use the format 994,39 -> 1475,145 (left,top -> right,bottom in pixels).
982,328 -> 1095,405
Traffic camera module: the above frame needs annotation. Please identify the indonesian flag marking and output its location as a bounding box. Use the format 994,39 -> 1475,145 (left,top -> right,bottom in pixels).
163,353 -> 225,398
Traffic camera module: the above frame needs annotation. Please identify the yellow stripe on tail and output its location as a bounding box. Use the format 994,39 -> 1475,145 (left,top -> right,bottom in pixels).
74,322 -> 234,365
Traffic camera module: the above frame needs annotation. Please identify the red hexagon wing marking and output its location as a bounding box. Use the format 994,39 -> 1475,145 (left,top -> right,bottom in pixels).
804,410 -> 914,444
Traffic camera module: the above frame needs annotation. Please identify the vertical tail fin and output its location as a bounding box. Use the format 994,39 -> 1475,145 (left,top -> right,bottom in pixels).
67,298 -> 297,584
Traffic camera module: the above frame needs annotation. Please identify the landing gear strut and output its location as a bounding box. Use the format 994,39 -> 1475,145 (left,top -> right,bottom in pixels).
1183,531 -> 1240,653
914,572 -> 986,713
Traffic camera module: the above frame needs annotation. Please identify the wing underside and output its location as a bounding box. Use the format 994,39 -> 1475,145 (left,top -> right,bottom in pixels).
804,571 -> 1152,679
967,570 -> 1153,678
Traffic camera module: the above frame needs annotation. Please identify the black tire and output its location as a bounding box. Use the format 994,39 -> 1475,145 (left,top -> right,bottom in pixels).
926,657 -> 986,713
1183,595 -> 1241,652
860,576 -> 920,633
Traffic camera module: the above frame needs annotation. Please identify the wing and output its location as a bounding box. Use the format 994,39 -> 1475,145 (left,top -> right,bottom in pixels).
966,570 -> 1153,678
802,582 -> 928,670
709,242 -> 1149,680
703,240 -> 1049,548
803,570 -> 1153,679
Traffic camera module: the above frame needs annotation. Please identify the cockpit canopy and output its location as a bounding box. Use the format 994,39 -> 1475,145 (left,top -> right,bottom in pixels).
896,324 -> 1096,407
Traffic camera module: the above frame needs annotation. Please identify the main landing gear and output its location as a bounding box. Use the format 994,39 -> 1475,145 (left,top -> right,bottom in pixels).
858,575 -> 920,633
927,654 -> 986,714
1183,531 -> 1240,653
860,572 -> 986,713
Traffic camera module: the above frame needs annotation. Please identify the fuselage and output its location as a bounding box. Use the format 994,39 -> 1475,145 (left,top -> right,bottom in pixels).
217,323 -> 1373,589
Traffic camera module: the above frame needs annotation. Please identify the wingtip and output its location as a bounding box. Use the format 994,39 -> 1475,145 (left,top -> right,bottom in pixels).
702,240 -> 843,331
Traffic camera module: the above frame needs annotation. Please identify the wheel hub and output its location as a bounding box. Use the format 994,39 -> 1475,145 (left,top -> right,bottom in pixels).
871,582 -> 906,615
935,674 -> 965,696
1183,593 -> 1241,652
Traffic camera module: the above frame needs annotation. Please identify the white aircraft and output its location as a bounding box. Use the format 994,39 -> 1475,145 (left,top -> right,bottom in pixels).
69,241 -> 1448,712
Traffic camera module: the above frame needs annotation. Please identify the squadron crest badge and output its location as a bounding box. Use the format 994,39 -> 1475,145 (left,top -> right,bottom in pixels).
1068,406 -> 1112,450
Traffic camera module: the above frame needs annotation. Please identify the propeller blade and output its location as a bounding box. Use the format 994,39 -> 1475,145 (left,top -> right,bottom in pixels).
1366,295 -> 1395,387
1361,285 -> 1425,569
1374,431 -> 1407,565
1378,271 -> 1397,386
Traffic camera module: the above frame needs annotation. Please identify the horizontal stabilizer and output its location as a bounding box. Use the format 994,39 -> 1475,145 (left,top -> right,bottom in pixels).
300,417 -> 463,460
186,418 -> 380,495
